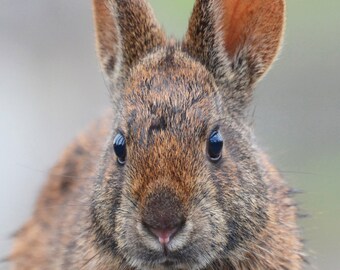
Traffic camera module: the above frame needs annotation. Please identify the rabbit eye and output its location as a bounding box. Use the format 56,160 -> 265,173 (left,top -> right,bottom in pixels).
113,133 -> 126,165
207,130 -> 223,162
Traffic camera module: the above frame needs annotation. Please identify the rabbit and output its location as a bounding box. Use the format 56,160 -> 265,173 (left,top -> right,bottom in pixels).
11,0 -> 305,269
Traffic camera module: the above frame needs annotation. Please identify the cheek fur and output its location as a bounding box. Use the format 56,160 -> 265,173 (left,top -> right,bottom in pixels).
209,140 -> 270,253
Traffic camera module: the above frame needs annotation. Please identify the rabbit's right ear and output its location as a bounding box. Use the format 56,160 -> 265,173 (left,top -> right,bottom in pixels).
92,0 -> 166,83
184,0 -> 285,113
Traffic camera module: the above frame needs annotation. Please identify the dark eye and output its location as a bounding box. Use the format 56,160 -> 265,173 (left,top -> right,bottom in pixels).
207,130 -> 223,162
113,133 -> 127,165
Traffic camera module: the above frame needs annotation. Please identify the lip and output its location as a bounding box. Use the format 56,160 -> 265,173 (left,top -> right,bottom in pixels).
160,259 -> 176,267
154,254 -> 180,267
139,248 -> 201,269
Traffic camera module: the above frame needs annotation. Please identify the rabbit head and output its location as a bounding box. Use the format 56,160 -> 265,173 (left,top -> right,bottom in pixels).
92,0 -> 285,269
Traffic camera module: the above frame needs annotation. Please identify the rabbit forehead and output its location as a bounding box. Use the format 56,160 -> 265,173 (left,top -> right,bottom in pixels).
124,46 -> 217,99
121,46 -> 223,139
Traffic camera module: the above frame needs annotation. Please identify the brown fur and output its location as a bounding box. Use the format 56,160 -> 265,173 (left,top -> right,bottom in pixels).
11,0 -> 304,269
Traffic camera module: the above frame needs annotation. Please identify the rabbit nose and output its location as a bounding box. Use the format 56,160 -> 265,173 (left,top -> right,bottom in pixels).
144,223 -> 183,245
142,188 -> 185,245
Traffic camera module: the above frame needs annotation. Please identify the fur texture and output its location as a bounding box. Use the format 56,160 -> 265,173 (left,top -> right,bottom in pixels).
11,0 -> 304,269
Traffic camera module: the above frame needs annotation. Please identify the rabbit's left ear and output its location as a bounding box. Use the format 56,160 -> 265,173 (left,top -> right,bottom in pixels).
184,0 -> 285,112
93,0 -> 166,84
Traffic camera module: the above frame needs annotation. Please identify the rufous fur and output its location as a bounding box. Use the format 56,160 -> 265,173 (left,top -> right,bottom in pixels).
11,0 -> 304,269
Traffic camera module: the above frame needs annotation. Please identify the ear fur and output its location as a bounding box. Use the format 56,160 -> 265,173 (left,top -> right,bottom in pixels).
92,0 -> 166,83
184,0 -> 285,113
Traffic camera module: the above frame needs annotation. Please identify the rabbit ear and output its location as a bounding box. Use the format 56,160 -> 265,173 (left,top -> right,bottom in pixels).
184,0 -> 285,112
93,0 -> 166,82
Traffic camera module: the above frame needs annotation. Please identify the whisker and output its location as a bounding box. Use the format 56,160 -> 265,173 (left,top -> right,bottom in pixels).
276,170 -> 322,177
100,69 -> 114,101
80,250 -> 102,270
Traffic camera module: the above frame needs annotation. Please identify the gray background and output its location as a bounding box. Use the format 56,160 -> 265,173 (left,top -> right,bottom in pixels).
1,0 -> 339,269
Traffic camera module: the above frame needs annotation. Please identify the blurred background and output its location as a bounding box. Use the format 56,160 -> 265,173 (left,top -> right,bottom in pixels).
1,0 -> 339,269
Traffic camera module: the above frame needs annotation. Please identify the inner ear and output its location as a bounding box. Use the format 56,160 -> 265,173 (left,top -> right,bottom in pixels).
220,0 -> 285,79
222,0 -> 262,57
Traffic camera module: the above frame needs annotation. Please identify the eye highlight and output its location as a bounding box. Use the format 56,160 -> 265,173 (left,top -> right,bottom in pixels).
207,130 -> 223,162
113,133 -> 127,165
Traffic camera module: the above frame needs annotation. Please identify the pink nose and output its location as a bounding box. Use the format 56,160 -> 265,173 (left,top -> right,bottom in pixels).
149,227 -> 179,245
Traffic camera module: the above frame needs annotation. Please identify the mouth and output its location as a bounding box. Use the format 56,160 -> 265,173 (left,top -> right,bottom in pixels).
157,257 -> 188,270
149,247 -> 214,270
160,259 -> 176,267
155,247 -> 178,264
143,248 -> 186,269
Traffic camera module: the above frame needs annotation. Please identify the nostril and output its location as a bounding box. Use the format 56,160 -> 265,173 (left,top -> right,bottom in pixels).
150,227 -> 178,245
143,221 -> 185,245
